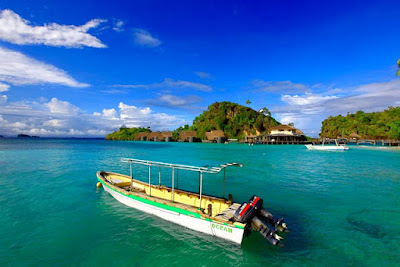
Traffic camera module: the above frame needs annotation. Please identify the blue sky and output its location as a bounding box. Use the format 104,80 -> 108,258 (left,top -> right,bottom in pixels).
0,0 -> 399,137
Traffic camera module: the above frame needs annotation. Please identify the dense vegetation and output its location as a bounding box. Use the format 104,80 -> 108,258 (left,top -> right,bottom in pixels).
320,106 -> 400,140
105,127 -> 151,140
186,101 -> 280,139
105,102 -> 280,140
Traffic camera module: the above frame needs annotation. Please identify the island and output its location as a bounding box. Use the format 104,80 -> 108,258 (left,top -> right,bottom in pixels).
106,101 -> 309,144
17,134 -> 40,138
320,106 -> 400,140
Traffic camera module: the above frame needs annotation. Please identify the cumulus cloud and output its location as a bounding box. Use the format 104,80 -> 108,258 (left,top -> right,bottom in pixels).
133,29 -> 161,47
114,78 -> 212,92
0,46 -> 89,87
101,108 -> 118,119
0,94 -> 6,104
146,94 -> 203,108
0,97 -> 185,137
251,80 -> 309,94
0,9 -> 107,48
271,79 -> 400,136
45,97 -> 80,115
0,82 -> 9,92
281,93 -> 337,106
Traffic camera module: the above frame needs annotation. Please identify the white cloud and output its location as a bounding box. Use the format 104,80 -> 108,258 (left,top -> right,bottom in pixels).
271,79 -> 400,136
0,94 -> 6,104
0,46 -> 89,87
0,9 -> 107,48
43,119 -> 64,128
113,20 -> 124,32
45,97 -> 80,115
0,98 -> 185,136
147,94 -> 203,109
251,80 -> 309,94
0,82 -> 9,92
281,93 -> 337,106
102,108 -> 118,119
114,78 -> 212,92
133,29 -> 161,47
195,71 -> 211,79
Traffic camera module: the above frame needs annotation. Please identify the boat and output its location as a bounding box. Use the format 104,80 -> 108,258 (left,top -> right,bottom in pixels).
96,158 -> 288,246
305,139 -> 349,151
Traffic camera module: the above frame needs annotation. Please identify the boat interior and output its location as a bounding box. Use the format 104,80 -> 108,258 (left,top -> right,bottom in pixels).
99,171 -> 240,223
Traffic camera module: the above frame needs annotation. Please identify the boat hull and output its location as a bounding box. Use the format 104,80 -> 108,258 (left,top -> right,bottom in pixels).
305,144 -> 349,150
101,180 -> 245,244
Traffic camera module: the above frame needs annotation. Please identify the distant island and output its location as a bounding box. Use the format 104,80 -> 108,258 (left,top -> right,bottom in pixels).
320,106 -> 400,140
106,101 -> 282,141
17,134 -> 39,138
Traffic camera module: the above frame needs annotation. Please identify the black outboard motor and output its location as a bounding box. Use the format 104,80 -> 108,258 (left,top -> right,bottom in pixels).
233,195 -> 288,246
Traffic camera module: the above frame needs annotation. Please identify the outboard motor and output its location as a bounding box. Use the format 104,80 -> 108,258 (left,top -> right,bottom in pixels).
233,195 -> 288,246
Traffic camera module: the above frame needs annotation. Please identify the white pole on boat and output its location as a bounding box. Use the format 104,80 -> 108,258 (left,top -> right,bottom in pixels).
223,168 -> 226,198
172,168 -> 175,203
199,170 -> 203,210
158,165 -> 161,185
148,165 -> 151,197
176,169 -> 179,189
130,162 -> 133,191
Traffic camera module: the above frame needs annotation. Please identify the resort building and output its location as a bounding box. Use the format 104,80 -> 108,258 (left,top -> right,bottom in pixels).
205,130 -> 226,143
348,132 -> 361,142
179,131 -> 200,142
245,125 -> 307,143
135,131 -> 173,141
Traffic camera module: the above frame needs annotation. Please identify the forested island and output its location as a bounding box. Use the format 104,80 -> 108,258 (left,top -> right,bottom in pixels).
105,126 -> 150,140
106,101 -> 280,141
320,106 -> 400,140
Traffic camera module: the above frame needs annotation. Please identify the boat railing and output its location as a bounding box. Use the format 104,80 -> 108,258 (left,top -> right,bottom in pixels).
121,158 -> 242,174
120,158 -> 242,210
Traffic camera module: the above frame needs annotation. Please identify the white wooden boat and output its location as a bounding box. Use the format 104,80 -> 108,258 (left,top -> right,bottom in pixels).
96,158 -> 287,245
305,139 -> 349,151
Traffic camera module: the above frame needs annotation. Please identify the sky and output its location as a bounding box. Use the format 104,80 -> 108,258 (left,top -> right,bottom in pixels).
0,0 -> 399,137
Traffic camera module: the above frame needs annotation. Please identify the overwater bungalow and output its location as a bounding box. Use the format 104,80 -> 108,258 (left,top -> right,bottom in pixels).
205,130 -> 226,143
245,125 -> 307,144
348,132 -> 361,142
135,131 -> 173,141
179,131 -> 200,142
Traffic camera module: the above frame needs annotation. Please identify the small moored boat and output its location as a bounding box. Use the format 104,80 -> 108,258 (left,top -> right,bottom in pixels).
305,139 -> 349,151
96,158 -> 288,245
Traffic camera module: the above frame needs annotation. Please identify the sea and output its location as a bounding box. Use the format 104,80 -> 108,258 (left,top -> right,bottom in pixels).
1,138 -> 399,266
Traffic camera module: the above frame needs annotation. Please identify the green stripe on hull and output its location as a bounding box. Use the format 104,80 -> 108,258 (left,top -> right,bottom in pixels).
98,178 -> 245,229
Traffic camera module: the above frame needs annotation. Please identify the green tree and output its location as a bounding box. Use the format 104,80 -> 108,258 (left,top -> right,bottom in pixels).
397,58 -> 400,77
105,127 -> 151,140
320,106 -> 400,140
259,107 -> 271,117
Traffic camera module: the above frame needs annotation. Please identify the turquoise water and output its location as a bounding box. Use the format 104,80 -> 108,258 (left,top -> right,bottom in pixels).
1,139 -> 400,266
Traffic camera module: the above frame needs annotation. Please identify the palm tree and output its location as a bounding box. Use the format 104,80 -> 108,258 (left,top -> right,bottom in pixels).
397,58 -> 400,76
259,107 -> 271,116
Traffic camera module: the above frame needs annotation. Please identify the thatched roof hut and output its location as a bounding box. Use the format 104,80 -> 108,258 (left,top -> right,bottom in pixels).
349,132 -> 361,140
180,131 -> 197,141
205,130 -> 225,141
135,132 -> 151,141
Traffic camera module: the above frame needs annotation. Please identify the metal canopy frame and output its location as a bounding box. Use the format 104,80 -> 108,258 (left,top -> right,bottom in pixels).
120,158 -> 242,210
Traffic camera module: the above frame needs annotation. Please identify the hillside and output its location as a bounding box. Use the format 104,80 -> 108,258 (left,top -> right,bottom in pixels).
187,101 -> 280,139
105,127 -> 151,140
320,106 -> 400,140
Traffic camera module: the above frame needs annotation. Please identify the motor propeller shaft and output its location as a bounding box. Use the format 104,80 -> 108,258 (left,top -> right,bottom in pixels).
251,216 -> 283,246
259,208 -> 288,232
233,195 -> 288,246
